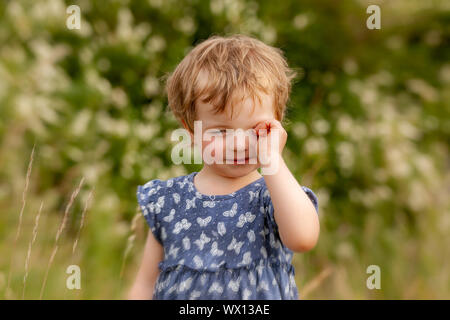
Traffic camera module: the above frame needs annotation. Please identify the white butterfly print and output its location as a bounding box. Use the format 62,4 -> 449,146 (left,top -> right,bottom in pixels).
143,180 -> 154,189
210,241 -> 224,256
172,193 -> 180,204
208,282 -> 223,294
197,216 -> 212,227
286,252 -> 292,261
167,284 -> 177,295
227,237 -> 244,254
177,178 -> 189,189
189,290 -> 201,300
148,196 -> 165,214
243,288 -> 252,300
263,189 -> 270,198
203,201 -> 216,208
147,188 -> 157,197
269,233 -> 280,249
193,255 -> 203,269
228,279 -> 240,292
217,222 -> 226,236
223,203 -> 238,217
247,230 -> 255,242
211,261 -> 225,268
200,273 -> 207,285
284,285 -> 290,296
185,197 -> 196,210
139,190 -> 146,202
259,227 -> 270,237
260,246 -> 268,259
256,281 -> 269,292
182,236 -> 190,250
167,244 -> 179,259
248,190 -> 259,203
194,232 -> 211,250
256,264 -> 265,277
236,212 -> 256,228
161,227 -> 167,240
248,271 -> 256,286
173,218 -> 192,234
161,275 -> 172,289
260,205 -> 266,214
272,278 -> 277,287
289,274 -> 296,287
187,182 -> 194,192
195,192 -> 203,199
163,209 -> 175,222
177,277 -> 193,293
237,251 -> 252,267
166,179 -> 174,187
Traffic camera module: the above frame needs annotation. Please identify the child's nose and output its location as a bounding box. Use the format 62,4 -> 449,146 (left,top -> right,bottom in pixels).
234,135 -> 246,152
232,130 -> 252,152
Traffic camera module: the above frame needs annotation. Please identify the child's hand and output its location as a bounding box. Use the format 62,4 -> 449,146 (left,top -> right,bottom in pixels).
254,119 -> 287,169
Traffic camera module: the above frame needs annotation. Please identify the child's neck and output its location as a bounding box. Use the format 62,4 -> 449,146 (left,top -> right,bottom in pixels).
194,167 -> 262,196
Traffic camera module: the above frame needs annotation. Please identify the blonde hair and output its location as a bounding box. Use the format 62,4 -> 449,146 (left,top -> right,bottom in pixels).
164,34 -> 297,132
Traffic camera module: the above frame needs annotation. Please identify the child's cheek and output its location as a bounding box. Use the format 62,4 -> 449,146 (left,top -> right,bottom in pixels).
201,135 -> 219,158
204,135 -> 231,161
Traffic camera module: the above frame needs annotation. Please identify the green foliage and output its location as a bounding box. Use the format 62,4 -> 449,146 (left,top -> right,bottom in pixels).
0,0 -> 448,299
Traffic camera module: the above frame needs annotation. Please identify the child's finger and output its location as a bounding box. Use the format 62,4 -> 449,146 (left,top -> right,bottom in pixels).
255,119 -> 283,136
254,121 -> 270,137
266,119 -> 283,130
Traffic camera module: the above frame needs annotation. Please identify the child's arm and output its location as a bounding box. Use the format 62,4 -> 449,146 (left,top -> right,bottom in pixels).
256,120 -> 320,253
127,232 -> 163,299
263,155 -> 320,252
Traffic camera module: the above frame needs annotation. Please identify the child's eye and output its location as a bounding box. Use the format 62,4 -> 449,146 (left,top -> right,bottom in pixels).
213,129 -> 227,135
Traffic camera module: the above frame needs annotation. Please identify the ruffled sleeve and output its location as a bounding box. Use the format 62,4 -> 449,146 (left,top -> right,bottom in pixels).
263,185 -> 319,232
136,179 -> 166,245
301,186 -> 319,214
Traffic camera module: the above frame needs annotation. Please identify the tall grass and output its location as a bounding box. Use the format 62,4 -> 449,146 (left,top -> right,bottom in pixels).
39,178 -> 85,300
120,209 -> 142,280
5,144 -> 35,299
72,189 -> 94,255
22,201 -> 43,299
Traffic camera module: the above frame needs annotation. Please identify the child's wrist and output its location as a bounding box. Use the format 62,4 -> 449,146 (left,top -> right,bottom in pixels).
259,153 -> 285,176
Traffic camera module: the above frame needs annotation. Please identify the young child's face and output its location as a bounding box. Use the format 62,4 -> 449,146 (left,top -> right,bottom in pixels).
193,90 -> 276,178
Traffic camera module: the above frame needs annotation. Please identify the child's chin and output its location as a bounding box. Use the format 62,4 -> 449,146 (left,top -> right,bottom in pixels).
213,163 -> 259,176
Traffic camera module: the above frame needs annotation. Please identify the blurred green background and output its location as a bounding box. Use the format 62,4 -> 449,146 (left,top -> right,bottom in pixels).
0,0 -> 449,299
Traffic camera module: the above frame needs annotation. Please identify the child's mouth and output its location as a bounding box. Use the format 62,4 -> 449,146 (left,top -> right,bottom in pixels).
225,157 -> 253,164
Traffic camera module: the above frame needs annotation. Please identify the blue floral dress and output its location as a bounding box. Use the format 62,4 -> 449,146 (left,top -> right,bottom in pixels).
136,171 -> 319,300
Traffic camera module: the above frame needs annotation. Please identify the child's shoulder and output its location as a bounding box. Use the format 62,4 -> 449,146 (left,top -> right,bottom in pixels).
136,172 -> 195,207
138,173 -> 191,190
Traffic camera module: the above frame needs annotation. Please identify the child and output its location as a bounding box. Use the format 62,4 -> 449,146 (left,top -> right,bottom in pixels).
128,34 -> 320,300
